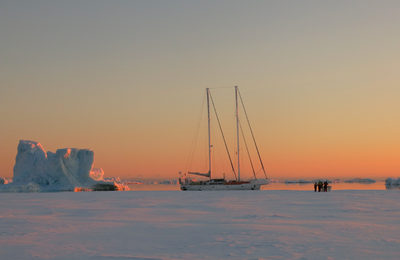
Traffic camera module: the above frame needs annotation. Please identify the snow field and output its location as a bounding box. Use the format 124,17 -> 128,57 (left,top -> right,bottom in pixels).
1,190 -> 399,259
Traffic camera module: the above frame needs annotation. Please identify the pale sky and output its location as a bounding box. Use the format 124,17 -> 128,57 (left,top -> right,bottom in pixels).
1,1 -> 400,181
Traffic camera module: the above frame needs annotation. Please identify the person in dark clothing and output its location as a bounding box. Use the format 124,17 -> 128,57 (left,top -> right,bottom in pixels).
314,182 -> 317,192
323,181 -> 328,192
318,181 -> 323,192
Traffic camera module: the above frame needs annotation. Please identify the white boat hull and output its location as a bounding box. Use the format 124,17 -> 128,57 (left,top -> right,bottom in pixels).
180,183 -> 262,191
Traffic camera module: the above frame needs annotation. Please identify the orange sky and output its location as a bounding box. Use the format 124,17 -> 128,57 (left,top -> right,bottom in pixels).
1,1 -> 400,181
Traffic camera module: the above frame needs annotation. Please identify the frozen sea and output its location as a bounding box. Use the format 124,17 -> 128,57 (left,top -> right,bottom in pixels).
127,181 -> 392,191
1,184 -> 400,259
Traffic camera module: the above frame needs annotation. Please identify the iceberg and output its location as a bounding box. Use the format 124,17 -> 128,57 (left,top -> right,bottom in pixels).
344,178 -> 376,183
0,177 -> 12,185
385,177 -> 400,186
281,178 -> 379,184
0,140 -> 129,192
285,179 -> 316,184
266,179 -> 282,183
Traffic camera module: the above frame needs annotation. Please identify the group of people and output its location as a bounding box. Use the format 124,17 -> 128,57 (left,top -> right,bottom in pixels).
314,181 -> 329,192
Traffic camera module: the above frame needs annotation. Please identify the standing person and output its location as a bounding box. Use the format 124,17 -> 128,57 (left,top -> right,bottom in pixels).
324,181 -> 328,192
318,181 -> 323,192
314,182 -> 317,192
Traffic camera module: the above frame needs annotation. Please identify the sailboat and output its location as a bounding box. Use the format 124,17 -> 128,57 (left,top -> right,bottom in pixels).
179,86 -> 268,191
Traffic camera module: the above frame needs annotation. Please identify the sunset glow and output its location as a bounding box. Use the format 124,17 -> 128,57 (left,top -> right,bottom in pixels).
1,1 -> 400,181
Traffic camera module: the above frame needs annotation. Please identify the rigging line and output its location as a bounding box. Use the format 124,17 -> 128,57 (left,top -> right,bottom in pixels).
210,120 -> 227,178
239,121 -> 257,180
237,88 -> 268,180
209,91 -> 238,181
185,91 -> 207,174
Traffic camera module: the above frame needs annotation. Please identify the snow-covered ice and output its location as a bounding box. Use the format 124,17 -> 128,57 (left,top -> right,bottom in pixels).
284,178 -> 377,184
0,140 -> 128,192
344,178 -> 376,183
0,177 -> 12,184
1,190 -> 399,259
265,178 -> 281,183
285,179 -> 330,184
285,179 -> 315,184
386,177 -> 400,186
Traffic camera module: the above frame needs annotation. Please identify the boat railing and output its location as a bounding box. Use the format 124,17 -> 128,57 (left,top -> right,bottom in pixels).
180,179 -> 227,185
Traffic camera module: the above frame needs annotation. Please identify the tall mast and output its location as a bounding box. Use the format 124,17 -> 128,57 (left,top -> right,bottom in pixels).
235,86 -> 240,181
206,88 -> 212,180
